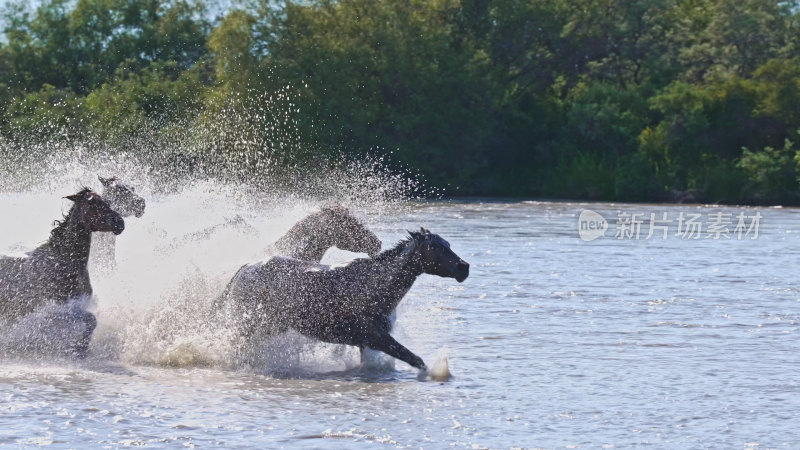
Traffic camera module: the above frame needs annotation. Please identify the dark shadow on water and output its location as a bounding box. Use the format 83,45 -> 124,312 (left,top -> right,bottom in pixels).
250,364 -> 412,383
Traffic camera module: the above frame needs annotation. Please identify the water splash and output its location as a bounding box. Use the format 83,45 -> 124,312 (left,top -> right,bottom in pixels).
0,89 -> 430,376
0,295 -> 95,360
428,352 -> 452,381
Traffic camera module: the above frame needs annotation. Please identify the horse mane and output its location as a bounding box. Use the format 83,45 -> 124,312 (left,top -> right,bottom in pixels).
71,187 -> 94,197
371,239 -> 408,262
369,231 -> 423,263
49,187 -> 93,242
336,237 -> 411,275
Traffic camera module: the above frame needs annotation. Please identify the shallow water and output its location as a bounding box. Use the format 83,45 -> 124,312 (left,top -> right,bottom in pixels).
1,194 -> 798,448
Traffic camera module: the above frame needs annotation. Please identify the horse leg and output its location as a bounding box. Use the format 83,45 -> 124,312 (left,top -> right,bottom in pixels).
68,309 -> 97,358
365,330 -> 426,371
386,311 -> 396,331
360,315 -> 392,365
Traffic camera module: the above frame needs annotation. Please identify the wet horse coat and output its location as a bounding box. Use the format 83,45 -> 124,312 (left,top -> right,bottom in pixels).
220,229 -> 469,372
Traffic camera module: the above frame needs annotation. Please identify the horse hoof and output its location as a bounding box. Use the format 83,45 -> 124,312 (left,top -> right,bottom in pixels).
416,368 -> 429,381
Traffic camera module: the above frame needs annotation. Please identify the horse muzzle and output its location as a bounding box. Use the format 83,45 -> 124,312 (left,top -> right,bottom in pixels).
110,217 -> 125,235
454,261 -> 469,283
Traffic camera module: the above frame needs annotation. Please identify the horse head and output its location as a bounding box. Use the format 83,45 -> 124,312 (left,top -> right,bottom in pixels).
99,176 -> 146,218
320,204 -> 381,256
407,228 -> 469,282
65,189 -> 125,235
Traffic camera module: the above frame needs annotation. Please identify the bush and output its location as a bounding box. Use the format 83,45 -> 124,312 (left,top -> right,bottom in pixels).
615,152 -> 665,202
738,137 -> 800,203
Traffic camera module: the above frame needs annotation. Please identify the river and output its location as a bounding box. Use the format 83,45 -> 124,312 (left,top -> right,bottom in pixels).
1,189 -> 798,448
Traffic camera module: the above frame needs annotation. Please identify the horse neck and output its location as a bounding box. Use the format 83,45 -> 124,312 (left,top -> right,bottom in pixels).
362,243 -> 422,315
45,210 -> 92,264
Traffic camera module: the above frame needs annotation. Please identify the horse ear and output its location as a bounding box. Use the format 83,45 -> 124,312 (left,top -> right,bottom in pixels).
420,227 -> 430,234
65,193 -> 82,202
98,176 -> 111,186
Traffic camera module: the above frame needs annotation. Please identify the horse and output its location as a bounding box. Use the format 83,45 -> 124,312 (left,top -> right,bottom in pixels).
90,176 -> 146,270
219,228 -> 469,374
0,188 -> 125,356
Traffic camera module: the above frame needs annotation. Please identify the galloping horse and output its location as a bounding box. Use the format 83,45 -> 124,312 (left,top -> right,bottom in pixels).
0,188 -> 125,355
219,228 -> 469,373
90,176 -> 145,270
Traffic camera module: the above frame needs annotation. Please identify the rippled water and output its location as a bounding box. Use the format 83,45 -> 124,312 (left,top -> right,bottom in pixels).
1,194 -> 798,448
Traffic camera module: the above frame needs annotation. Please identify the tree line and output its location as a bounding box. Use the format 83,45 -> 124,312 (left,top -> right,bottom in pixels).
1,0 -> 800,203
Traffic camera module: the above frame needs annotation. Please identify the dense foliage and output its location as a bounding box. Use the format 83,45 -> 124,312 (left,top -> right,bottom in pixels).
2,0 -> 800,203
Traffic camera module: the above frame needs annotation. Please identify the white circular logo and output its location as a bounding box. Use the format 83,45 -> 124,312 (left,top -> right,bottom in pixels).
578,210 -> 608,241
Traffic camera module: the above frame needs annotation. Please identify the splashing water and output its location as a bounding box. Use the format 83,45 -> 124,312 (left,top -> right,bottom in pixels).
0,89 -> 430,376
0,166 -> 420,376
428,351 -> 452,382
0,295 -> 95,360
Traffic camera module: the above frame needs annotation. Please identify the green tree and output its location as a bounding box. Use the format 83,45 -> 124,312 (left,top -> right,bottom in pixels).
738,137 -> 800,203
665,0 -> 798,82
259,0 -> 499,189
83,60 -> 207,141
4,84 -> 84,136
207,9 -> 256,88
1,0 -> 800,202
2,0 -> 209,94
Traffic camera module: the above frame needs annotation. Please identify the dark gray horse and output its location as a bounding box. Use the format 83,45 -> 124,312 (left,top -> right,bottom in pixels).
220,228 -> 469,373
0,188 -> 124,356
90,176 -> 146,270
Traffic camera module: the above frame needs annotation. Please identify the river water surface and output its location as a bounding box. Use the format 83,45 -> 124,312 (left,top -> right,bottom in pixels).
1,192 -> 798,448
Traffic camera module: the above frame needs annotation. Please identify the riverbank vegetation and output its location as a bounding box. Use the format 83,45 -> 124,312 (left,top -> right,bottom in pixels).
2,0 -> 800,203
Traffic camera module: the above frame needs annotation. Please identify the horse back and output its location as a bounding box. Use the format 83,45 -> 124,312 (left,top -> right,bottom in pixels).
0,251 -> 30,283
0,253 -> 32,318
257,256 -> 329,279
